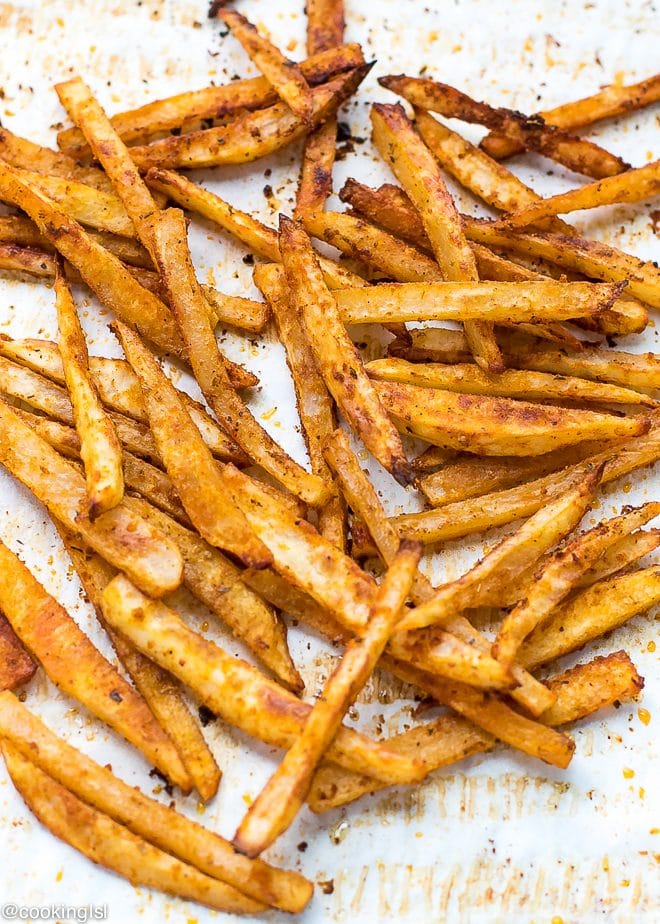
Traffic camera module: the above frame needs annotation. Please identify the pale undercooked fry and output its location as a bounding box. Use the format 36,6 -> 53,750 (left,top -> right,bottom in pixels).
220,10 -> 313,124
100,574 -> 427,784
375,379 -> 647,457
280,215 -> 413,485
114,320 -> 271,568
0,693 -> 313,912
58,524 -> 221,802
380,75 -> 629,179
1,745 -> 262,915
494,501 -> 660,667
254,262 -> 346,549
0,125 -> 114,191
0,397 -> 183,597
55,262 -> 124,519
145,207 -> 330,505
366,357 -> 657,408
233,540 -> 422,858
0,616 -> 35,691
0,541 -> 190,790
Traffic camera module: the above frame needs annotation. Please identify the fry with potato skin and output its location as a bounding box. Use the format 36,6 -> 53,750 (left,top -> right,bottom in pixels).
234,540 -> 422,857
0,616 -> 35,691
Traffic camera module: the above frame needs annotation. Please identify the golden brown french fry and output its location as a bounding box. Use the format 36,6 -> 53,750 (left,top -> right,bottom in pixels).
114,321 -> 270,568
202,286 -> 270,333
55,262 -> 124,519
0,616 -> 35,692
1,745 -> 262,915
574,529 -> 660,589
306,0 -> 345,53
0,125 -> 114,191
494,502 -> 660,667
279,216 -> 413,485
220,10 -> 313,124
540,650 -> 644,725
482,73 -> 660,159
0,398 -> 183,597
0,541 -> 190,790
376,379 -> 647,457
366,357 -> 657,407
146,208 -> 330,505
410,445 -> 461,474
254,263 -> 346,549
234,540 -> 422,857
0,693 -> 313,912
380,75 -> 629,179
519,567 -> 660,670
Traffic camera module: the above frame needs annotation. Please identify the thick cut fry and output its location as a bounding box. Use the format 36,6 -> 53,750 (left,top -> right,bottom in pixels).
519,567 -> 660,670
279,216 -> 413,485
234,541 -> 422,857
0,126 -> 113,191
306,0 -> 345,53
2,746 -> 262,915
0,615 -> 35,691
0,541 -> 190,789
101,574 -> 427,784
254,263 -> 346,549
380,75 -> 629,179
55,264 -> 124,518
376,380 -> 647,457
0,398 -> 183,597
220,11 -> 313,124
367,358 -> 656,408
482,73 -> 660,159
370,103 -> 501,371
0,694 -> 312,912
540,651 -> 644,725
494,502 -> 660,666
129,66 -> 369,170
411,445 -> 461,474
114,321 -> 270,568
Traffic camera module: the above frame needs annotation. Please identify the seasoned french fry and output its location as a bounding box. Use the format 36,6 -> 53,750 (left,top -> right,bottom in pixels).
55,263 -> 124,519
0,125 -> 114,191
280,216 -> 413,485
202,286 -> 270,334
306,0 -> 345,53
0,616 -> 35,692
540,650 -> 644,725
234,541 -> 422,857
370,102 -> 501,371
410,445 -> 461,474
1,745 -> 262,915
380,75 -> 629,179
0,398 -> 183,597
0,541 -> 190,790
366,357 -> 657,408
575,529 -> 660,589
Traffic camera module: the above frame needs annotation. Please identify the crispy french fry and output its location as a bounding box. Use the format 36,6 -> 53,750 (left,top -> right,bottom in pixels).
366,357 -> 657,408
575,529 -> 660,589
1,745 -> 262,915
410,445 -> 461,474
0,398 -> 183,597
370,102 -> 501,371
202,286 -> 270,333
280,216 -> 413,485
380,75 -> 629,179
0,125 -> 114,191
494,501 -> 660,666
146,208 -> 330,505
220,10 -> 314,124
0,615 -> 35,691
55,263 -> 124,519
234,540 -> 422,857
0,541 -> 190,790
540,650 -> 644,725
306,0 -> 345,53
114,321 -> 270,568
0,693 -> 313,912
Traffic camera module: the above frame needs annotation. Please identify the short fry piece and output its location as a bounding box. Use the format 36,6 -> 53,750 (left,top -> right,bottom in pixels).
0,615 -> 35,691
540,651 -> 644,726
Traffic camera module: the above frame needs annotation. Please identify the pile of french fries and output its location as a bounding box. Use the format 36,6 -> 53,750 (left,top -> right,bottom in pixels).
0,0 -> 658,915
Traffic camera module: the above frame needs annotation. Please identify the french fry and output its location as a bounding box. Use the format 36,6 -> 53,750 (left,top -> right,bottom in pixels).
574,529 -> 660,589
370,102 -> 501,371
0,125 -> 114,191
57,42 -> 365,156
306,0 -> 345,53
0,398 -> 184,597
279,216 -> 413,485
366,357 -> 657,408
0,541 -> 190,790
481,73 -> 660,159
0,616 -> 35,691
254,263 -> 346,550
1,745 -> 263,915
100,573 -> 428,784
375,380 -> 647,457
233,540 -> 422,857
410,445 -> 461,474
114,320 -> 271,568
380,75 -> 629,179
55,262 -> 124,519
0,693 -> 313,912
220,10 -> 314,124
519,567 -> 660,670
500,160 -> 660,229
202,286 -> 270,334
146,208 -> 330,505
128,65 -> 370,171
494,502 -> 660,666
